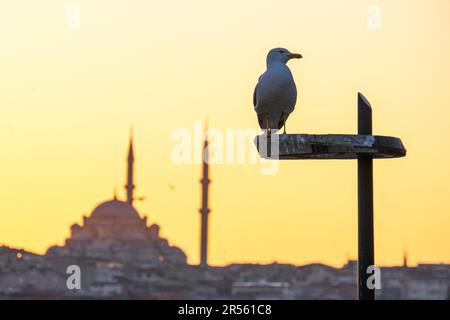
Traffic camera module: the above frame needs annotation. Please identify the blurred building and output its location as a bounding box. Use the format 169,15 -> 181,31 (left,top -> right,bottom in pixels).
46,133 -> 187,266
232,280 -> 294,300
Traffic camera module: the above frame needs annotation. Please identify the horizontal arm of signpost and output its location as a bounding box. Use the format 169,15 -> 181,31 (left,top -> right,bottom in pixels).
254,134 -> 406,160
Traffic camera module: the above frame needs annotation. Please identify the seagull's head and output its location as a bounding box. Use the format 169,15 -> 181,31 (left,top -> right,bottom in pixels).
266,48 -> 302,67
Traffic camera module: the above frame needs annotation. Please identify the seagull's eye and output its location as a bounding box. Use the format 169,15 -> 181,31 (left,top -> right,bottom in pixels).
278,50 -> 284,53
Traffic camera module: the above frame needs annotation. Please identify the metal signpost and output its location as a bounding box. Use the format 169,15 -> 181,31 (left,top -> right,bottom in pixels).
255,93 -> 407,300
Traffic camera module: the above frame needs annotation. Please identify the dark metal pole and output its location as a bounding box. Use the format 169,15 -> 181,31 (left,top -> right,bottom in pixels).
357,93 -> 375,300
200,137 -> 210,268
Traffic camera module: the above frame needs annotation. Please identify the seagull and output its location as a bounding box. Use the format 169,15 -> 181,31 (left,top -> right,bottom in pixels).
253,48 -> 302,136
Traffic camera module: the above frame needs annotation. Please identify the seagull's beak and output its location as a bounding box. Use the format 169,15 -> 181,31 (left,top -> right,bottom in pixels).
288,53 -> 302,60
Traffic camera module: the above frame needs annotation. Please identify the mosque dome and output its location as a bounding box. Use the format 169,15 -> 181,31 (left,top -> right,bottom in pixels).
91,199 -> 140,219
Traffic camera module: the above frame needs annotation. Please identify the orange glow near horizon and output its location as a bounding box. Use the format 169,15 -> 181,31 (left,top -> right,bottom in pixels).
0,0 -> 449,267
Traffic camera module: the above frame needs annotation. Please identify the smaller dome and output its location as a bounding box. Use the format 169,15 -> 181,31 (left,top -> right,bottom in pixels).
91,199 -> 140,219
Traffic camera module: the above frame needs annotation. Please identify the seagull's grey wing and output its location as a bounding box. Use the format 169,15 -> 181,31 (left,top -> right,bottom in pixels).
253,75 -> 263,108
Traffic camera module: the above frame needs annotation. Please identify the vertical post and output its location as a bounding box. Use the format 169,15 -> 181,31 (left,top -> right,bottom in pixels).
357,93 -> 375,300
126,130 -> 135,206
200,128 -> 210,268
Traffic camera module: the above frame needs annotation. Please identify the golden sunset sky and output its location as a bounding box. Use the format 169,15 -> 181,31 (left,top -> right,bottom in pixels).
1,0 -> 449,267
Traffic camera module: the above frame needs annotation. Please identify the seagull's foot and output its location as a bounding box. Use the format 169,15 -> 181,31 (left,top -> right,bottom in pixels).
264,114 -> 271,138
282,113 -> 288,135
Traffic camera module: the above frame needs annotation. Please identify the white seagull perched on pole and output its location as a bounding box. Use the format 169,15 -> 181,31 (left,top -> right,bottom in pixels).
253,48 -> 302,136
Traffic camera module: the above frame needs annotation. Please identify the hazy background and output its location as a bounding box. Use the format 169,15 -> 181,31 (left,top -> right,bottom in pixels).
1,0 -> 449,267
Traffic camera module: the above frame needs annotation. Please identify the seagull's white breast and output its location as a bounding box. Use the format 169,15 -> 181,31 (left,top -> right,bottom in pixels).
255,62 -> 297,114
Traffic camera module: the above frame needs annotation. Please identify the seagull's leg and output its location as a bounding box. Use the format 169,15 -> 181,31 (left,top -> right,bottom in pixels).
264,113 -> 272,157
282,113 -> 287,134
265,113 -> 269,134
265,113 -> 271,138
283,123 -> 286,135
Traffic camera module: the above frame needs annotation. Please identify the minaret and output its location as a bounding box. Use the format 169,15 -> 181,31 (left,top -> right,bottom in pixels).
125,129 -> 135,206
199,124 -> 210,268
